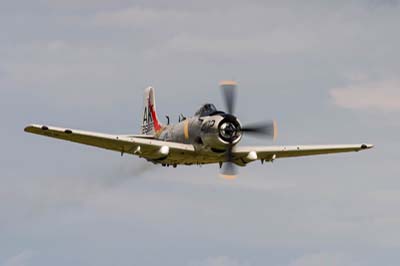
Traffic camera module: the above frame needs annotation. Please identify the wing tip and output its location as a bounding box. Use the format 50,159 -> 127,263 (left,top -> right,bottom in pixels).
24,124 -> 48,133
361,144 -> 374,150
24,124 -> 36,132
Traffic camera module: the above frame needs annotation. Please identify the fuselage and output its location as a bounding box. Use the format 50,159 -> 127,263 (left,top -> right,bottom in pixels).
159,114 -> 241,148
148,104 -> 243,166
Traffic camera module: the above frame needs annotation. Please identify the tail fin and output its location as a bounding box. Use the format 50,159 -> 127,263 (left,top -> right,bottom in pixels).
141,87 -> 162,135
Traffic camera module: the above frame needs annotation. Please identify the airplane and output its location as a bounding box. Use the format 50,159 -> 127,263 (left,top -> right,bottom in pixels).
25,81 -> 373,178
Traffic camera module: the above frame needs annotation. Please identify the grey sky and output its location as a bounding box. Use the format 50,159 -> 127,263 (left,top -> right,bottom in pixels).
1,1 -> 399,265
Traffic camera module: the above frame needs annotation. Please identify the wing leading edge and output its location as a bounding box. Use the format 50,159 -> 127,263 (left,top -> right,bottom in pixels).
25,125 -> 373,165
24,124 -> 195,160
233,144 -> 373,164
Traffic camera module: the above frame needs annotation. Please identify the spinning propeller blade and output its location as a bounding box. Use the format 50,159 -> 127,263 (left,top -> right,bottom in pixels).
242,120 -> 278,140
220,80 -> 237,115
221,144 -> 237,178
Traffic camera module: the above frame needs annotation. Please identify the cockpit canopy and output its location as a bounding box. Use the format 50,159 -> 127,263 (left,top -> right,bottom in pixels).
194,103 -> 223,117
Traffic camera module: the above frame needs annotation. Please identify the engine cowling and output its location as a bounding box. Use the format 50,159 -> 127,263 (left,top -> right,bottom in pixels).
200,114 -> 242,150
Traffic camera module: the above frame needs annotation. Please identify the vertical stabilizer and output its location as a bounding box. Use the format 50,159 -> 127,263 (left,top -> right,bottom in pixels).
141,87 -> 162,135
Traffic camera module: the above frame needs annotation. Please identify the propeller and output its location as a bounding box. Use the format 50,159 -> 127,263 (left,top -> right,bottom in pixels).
221,80 -> 236,114
219,81 -> 277,178
219,81 -> 238,178
242,120 -> 277,140
222,145 -> 237,178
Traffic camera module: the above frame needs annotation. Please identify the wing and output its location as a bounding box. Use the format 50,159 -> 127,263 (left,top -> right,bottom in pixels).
233,144 -> 373,164
24,124 -> 195,160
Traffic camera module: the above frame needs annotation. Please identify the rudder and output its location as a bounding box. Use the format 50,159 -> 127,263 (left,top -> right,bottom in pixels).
141,87 -> 161,135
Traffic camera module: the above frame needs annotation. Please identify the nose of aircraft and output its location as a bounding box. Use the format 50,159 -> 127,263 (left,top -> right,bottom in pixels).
218,114 -> 242,143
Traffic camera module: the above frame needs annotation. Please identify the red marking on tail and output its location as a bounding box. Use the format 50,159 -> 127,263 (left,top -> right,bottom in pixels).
148,98 -> 161,132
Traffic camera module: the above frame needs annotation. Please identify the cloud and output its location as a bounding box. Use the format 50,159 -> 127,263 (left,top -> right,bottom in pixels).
93,7 -> 188,28
165,32 -> 312,58
188,256 -> 250,266
2,250 -> 34,266
1,1 -> 400,265
330,80 -> 400,112
288,252 -> 359,266
91,4 -> 318,57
